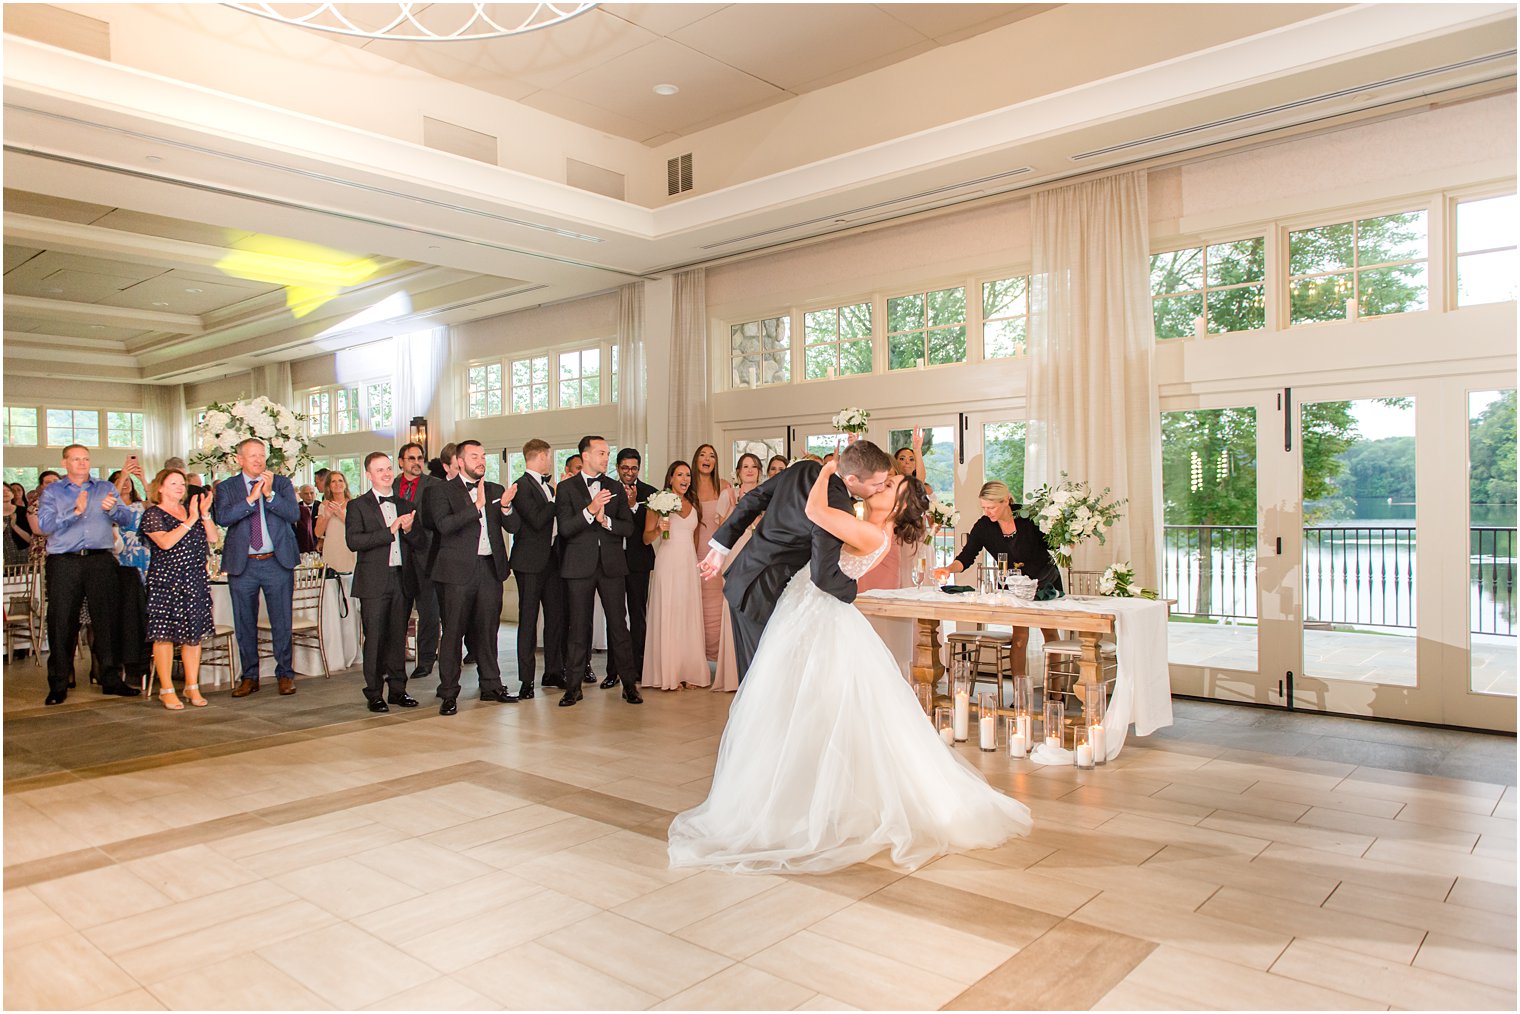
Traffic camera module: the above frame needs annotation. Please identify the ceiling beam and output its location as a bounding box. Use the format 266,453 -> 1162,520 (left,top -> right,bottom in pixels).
4,295 -> 204,334
2,329 -> 128,352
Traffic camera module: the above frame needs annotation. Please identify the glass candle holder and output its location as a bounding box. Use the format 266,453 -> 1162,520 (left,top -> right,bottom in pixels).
1004,714 -> 1027,758
1074,726 -> 1096,769
1011,674 -> 1033,746
951,660 -> 972,742
1043,699 -> 1065,751
977,692 -> 999,751
933,707 -> 954,747
1084,683 -> 1108,766
915,680 -> 934,715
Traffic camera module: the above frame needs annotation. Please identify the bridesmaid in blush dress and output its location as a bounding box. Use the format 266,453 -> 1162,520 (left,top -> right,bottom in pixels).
691,443 -> 732,663
641,462 -> 709,691
713,453 -> 765,692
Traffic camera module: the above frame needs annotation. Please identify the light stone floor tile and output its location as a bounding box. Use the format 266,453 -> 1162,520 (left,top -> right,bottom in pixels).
84,987 -> 168,1010
415,781 -> 536,819
790,994 -> 861,1011
461,814 -> 623,868
1243,778 -> 1407,818
1100,810 -> 1273,859
611,870 -> 782,933
1412,933 -> 1518,991
349,837 -> 498,893
349,793 -> 497,836
1197,885 -> 1427,964
352,869 -> 544,947
1069,892 -> 1293,970
807,899 -> 1017,984
203,811 -> 374,861
145,951 -> 335,1010
1446,875 -> 1517,915
81,881 -> 301,957
1062,784 -> 1215,825
912,853 -> 1101,918
1199,809 -> 1374,856
110,898 -> 340,985
1250,842 -> 1458,901
361,977 -> 501,1011
1091,979 -> 1212,1010
29,862 -> 175,930
1138,848 -> 1340,907
1473,832 -> 1516,859
1362,836 -> 1519,886
1297,805 -> 1482,852
651,961 -> 817,1011
514,849 -> 674,909
241,823 -> 409,879
257,922 -> 438,1009
566,828 -> 701,884
4,930 -> 140,1010
121,843 -> 264,902
406,886 -> 600,973
270,855 -> 426,918
1324,880 -> 1518,949
1118,945 -> 1380,1010
1394,801 -> 1519,838
1270,938 -> 1516,1011
4,885 -> 78,948
537,910 -> 733,1000
747,929 -> 966,1011
1153,781 -> 1313,822
456,940 -> 658,1011
1025,849 -> 1224,912
419,804 -> 574,852
673,880 -> 853,961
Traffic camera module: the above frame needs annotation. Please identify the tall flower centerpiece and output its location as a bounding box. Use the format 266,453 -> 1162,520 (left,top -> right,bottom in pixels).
189,397 -> 319,475
1019,472 -> 1126,591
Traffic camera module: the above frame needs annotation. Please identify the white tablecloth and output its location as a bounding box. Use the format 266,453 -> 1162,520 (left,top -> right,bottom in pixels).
209,570 -> 361,683
858,587 -> 1172,760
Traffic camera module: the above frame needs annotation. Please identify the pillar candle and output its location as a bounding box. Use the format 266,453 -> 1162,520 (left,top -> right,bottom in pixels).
953,691 -> 969,741
939,726 -> 955,746
1045,734 -> 1061,750
1017,714 -> 1032,744
1090,724 -> 1106,761
1009,732 -> 1027,758
1076,743 -> 1094,767
979,714 -> 997,750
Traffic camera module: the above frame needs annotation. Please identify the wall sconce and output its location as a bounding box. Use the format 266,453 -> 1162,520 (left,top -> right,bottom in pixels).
408,416 -> 429,459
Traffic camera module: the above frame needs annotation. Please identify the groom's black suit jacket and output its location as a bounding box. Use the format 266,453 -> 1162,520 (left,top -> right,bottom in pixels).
712,460 -> 855,624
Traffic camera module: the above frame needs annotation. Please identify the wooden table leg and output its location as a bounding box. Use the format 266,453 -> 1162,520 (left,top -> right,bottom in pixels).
912,616 -> 943,714
1078,630 -> 1101,693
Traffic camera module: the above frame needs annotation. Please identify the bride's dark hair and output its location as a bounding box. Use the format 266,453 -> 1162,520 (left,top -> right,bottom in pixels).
890,474 -> 930,546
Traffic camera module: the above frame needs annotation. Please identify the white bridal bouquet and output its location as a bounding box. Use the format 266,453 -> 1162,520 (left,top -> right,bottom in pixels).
645,490 -> 685,539
1019,472 -> 1126,569
926,497 -> 960,532
189,396 -> 318,474
1099,561 -> 1158,600
831,406 -> 870,434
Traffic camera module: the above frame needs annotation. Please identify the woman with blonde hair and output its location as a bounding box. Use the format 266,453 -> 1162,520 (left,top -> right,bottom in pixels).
934,479 -> 1063,677
141,468 -> 218,709
315,469 -> 356,573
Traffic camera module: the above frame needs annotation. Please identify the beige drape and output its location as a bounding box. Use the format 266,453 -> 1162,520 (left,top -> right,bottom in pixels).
142,383 -> 186,470
617,283 -> 647,457
393,326 -> 448,452
1026,171 -> 1163,586
668,268 -> 711,455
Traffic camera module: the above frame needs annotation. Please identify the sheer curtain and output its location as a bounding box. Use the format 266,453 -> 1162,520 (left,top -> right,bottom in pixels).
617,283 -> 647,456
142,383 -> 186,469
250,363 -> 293,408
1026,171 -> 1163,586
393,326 -> 449,452
668,268 -> 711,454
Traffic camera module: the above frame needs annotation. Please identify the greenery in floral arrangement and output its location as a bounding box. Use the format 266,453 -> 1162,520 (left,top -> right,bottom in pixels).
1018,472 -> 1126,568
189,397 -> 320,475
832,406 -> 870,434
1099,561 -> 1158,600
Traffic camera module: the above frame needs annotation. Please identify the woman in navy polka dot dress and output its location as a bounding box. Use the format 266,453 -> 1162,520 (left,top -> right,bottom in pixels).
142,468 -> 218,710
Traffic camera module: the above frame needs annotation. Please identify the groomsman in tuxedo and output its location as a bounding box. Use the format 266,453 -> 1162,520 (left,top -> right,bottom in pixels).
421,442 -> 478,666
503,439 -> 566,699
426,440 -> 517,715
556,435 -> 641,707
603,448 -> 656,690
395,442 -> 440,679
347,452 -> 422,712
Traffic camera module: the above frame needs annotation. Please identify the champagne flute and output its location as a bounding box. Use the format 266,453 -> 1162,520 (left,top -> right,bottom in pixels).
996,553 -> 1009,593
912,555 -> 929,588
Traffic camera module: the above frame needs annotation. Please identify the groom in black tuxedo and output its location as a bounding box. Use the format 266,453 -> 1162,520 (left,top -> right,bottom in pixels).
702,440 -> 893,682
556,435 -> 641,707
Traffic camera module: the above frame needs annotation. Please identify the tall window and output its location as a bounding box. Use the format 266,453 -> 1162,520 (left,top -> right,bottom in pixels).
887,287 -> 966,370
1289,210 -> 1428,324
467,363 -> 503,419
511,356 -> 549,413
106,411 -> 145,448
804,302 -> 872,380
366,382 -> 393,430
504,451 -> 527,480
982,277 -> 1029,358
982,421 -> 1027,501
331,456 -> 362,494
306,391 -> 331,436
1456,194 -> 1517,307
46,409 -> 99,447
558,347 -> 601,409
730,316 -> 790,389
334,388 -> 361,434
1150,238 -> 1267,338
610,344 -> 620,404
483,455 -> 501,484
4,466 -> 39,488
3,407 -> 38,446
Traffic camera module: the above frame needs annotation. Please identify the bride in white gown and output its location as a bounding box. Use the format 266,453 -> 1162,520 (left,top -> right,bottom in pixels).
668,462 -> 1032,874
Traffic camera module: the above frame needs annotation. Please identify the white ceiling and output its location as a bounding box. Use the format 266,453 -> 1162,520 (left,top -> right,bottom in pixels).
334,4 -> 1056,143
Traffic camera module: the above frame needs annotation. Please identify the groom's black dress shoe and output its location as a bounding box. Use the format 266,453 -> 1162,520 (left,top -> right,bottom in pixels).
622,687 -> 643,705
439,700 -> 458,716
389,694 -> 419,708
582,672 -> 597,685
558,694 -> 578,707
599,675 -> 619,690
44,690 -> 67,706
518,684 -> 535,700
480,688 -> 517,703
367,700 -> 390,713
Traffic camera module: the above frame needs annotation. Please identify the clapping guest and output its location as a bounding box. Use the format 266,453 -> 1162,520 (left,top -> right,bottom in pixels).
37,446 -> 142,704
106,464 -> 153,691
712,454 -> 765,692
561,454 -> 583,480
141,469 -> 217,709
294,484 -> 318,553
766,455 -> 787,479
316,471 -> 356,573
395,442 -> 441,681
347,452 -> 423,713
893,428 -> 934,495
691,443 -> 732,663
25,471 -> 61,564
5,483 -> 32,563
641,461 -> 706,691
604,448 -> 657,690
505,440 -> 566,697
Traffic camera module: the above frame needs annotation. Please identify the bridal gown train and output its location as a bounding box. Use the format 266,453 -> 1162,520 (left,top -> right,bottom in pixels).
668,538 -> 1032,874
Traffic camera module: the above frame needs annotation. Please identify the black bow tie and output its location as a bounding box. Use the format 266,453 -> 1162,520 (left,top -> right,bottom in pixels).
376,494 -> 397,504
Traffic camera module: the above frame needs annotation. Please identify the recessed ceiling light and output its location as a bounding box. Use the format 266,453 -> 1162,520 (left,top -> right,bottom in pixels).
653,83 -> 679,96
46,287 -> 63,294
89,324 -> 106,329
151,301 -> 171,307
184,287 -> 203,293
145,154 -> 164,163
427,244 -> 441,250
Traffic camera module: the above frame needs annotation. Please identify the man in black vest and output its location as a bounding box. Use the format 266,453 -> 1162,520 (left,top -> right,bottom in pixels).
556,435 -> 641,707
346,451 -> 423,712
503,439 -> 566,699
603,447 -> 656,690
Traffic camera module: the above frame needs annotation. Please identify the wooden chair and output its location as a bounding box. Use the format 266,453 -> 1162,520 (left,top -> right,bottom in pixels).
3,560 -> 42,665
1042,569 -> 1117,713
257,567 -> 329,677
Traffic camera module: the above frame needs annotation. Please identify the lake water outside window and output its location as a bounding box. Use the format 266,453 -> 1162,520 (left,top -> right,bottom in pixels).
1469,389 -> 1517,696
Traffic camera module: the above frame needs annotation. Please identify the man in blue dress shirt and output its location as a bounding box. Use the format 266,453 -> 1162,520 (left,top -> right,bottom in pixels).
212,437 -> 301,698
37,444 -> 143,705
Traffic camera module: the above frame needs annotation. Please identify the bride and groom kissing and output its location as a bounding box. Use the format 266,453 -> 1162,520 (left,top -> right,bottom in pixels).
671,440 -> 1032,875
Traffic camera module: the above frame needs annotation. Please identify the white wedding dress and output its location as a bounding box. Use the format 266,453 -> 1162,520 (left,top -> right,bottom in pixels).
668,536 -> 1032,874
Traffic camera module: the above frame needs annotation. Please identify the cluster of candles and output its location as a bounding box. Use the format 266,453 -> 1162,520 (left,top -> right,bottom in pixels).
935,676 -> 1107,769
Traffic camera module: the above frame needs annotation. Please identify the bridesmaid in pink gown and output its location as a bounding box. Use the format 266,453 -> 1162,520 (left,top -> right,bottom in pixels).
712,453 -> 765,692
642,462 -> 709,690
691,444 -> 732,663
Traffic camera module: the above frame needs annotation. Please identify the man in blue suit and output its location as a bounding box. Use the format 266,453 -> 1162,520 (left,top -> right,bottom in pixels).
212,436 -> 302,697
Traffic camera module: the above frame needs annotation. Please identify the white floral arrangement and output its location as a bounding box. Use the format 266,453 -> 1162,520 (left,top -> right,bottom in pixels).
1098,561 -> 1158,600
645,489 -> 685,540
1018,472 -> 1126,569
190,396 -> 319,474
831,406 -> 870,434
926,497 -> 960,533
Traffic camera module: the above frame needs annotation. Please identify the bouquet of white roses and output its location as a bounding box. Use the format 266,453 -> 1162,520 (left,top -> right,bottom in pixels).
190,397 -> 318,474
831,406 -> 869,434
1018,472 -> 1126,569
645,490 -> 685,540
1099,561 -> 1158,600
926,497 -> 960,533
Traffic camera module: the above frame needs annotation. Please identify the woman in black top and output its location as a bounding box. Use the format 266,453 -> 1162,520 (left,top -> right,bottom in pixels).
934,480 -> 1062,677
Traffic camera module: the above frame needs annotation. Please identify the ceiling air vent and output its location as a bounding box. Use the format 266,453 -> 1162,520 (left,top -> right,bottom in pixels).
667,153 -> 693,197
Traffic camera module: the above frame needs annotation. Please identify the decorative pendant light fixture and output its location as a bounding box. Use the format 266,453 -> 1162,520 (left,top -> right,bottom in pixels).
223,3 -> 599,42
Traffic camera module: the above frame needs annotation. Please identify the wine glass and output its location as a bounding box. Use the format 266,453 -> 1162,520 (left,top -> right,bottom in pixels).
911,555 -> 929,588
996,553 -> 1009,592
